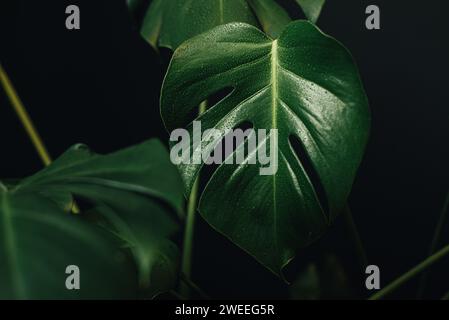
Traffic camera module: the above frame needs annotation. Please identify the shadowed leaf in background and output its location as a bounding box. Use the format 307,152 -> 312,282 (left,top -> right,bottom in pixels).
127,0 -> 326,50
1,139 -> 185,298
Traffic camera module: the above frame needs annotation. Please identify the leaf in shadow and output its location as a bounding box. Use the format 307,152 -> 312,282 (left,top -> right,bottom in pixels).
128,0 -> 292,50
0,191 -> 138,299
12,139 -> 185,298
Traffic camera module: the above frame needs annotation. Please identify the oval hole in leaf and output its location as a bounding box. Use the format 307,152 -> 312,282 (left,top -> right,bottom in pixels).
289,134 -> 329,221
199,121 -> 254,193
206,87 -> 235,110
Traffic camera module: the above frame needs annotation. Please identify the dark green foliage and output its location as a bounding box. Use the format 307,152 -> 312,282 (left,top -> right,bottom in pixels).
0,139 -> 184,299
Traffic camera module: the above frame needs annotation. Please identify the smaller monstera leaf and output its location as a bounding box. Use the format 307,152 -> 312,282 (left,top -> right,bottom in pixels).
0,190 -> 137,299
129,0 -> 291,50
16,139 -> 185,297
295,0 -> 326,23
161,21 -> 370,276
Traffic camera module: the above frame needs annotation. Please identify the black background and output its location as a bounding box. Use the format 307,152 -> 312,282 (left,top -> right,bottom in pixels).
1,0 -> 448,299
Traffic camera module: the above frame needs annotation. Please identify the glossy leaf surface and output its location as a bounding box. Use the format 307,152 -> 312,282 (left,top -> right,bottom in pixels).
161,21 -> 370,275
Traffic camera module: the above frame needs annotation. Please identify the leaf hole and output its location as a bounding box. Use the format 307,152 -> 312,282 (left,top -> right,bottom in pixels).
181,87 -> 235,126
205,87 -> 234,109
288,134 -> 329,221
198,121 -> 254,192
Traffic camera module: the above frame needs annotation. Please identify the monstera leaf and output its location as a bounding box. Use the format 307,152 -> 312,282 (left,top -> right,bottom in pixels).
295,0 -> 326,23
161,21 -> 370,276
2,139 -> 185,298
0,190 -> 137,299
20,140 -> 184,215
129,0 -> 291,50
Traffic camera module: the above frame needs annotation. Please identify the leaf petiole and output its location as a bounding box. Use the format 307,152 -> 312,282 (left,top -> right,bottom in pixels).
343,206 -> 368,269
369,242 -> 449,300
0,63 -> 52,166
180,100 -> 207,297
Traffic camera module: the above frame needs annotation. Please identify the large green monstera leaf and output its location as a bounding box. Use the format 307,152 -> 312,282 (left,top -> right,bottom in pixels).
128,0 -> 325,50
1,139 -> 185,298
161,21 -> 370,276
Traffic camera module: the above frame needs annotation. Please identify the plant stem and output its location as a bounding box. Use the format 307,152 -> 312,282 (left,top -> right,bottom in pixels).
369,242 -> 449,300
0,63 -> 80,214
416,190 -> 449,298
428,191 -> 449,253
181,177 -> 200,282
180,100 -> 207,297
0,63 -> 52,166
342,205 -> 368,269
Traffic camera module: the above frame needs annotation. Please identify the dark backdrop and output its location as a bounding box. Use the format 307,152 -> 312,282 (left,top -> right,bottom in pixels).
1,0 -> 448,299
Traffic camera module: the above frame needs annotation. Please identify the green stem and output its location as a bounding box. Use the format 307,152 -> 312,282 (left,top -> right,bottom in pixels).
0,63 -> 80,213
369,242 -> 449,300
181,177 -> 200,282
342,206 -> 368,269
0,63 -> 52,166
180,100 -> 207,297
416,190 -> 449,298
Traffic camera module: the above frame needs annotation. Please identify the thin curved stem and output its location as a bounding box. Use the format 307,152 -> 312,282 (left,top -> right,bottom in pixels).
0,63 -> 52,166
343,205 -> 368,269
180,100 -> 207,297
369,242 -> 449,300
0,63 -> 80,213
181,178 -> 200,281
416,190 -> 449,298
428,192 -> 449,253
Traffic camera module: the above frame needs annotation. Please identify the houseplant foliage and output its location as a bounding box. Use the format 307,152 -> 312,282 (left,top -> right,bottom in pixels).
2,0 -> 448,301
161,21 -> 370,275
127,0 -> 326,50
0,190 -> 137,299
0,139 -> 184,299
